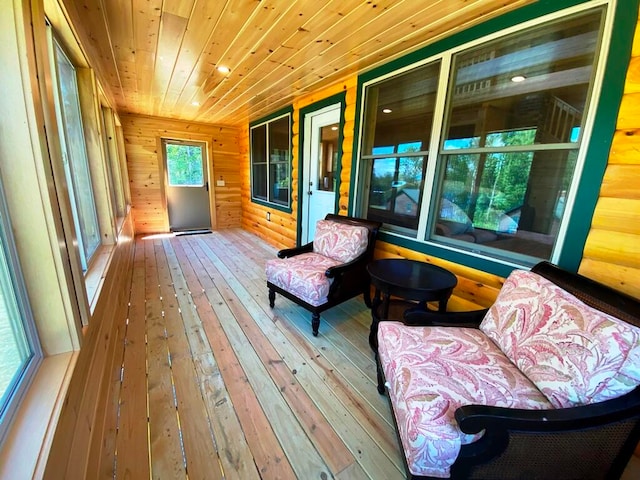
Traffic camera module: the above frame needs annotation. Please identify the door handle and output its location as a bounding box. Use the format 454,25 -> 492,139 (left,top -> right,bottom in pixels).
205,181 -> 209,192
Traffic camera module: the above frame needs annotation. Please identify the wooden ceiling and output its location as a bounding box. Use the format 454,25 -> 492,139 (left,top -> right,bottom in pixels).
56,0 -> 534,126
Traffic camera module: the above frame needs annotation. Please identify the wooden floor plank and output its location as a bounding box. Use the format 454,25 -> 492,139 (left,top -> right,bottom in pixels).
154,242 -> 222,480
193,235 -> 403,477
115,239 -> 150,480
169,237 -> 298,480
103,230 -> 409,479
145,240 -> 186,479
188,236 -> 354,476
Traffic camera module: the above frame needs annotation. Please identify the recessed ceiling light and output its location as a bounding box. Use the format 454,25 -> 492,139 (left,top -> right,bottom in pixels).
331,126 -> 338,131
191,101 -> 200,106
511,75 -> 526,83
382,108 -> 392,114
217,65 -> 230,74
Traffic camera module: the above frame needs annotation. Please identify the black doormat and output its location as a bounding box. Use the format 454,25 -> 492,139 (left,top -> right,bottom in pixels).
173,229 -> 213,236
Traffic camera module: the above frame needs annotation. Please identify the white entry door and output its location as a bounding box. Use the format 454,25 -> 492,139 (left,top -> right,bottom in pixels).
301,104 -> 341,244
163,139 -> 212,231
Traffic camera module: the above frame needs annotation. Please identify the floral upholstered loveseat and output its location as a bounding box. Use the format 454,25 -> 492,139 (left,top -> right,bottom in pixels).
376,261 -> 640,479
266,214 -> 380,336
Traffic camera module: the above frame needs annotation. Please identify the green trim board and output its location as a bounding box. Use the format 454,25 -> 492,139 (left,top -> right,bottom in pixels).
349,0 -> 638,277
296,92 -> 347,246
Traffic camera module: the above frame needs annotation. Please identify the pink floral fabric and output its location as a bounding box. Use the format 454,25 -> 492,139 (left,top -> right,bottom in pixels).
313,220 -> 369,263
480,270 -> 640,408
265,252 -> 341,306
378,322 -> 551,478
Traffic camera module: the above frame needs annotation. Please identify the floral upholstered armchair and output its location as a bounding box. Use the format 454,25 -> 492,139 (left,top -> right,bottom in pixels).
266,214 -> 381,336
376,261 -> 640,479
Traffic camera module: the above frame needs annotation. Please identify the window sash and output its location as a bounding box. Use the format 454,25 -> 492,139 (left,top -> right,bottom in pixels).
50,37 -> 101,270
0,180 -> 41,445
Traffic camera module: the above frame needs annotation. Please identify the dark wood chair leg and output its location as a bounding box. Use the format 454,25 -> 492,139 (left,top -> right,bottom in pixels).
268,288 -> 275,308
311,312 -> 320,336
376,357 -> 386,394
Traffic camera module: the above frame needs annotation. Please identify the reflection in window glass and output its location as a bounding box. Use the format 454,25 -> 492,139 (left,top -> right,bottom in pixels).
360,61 -> 441,235
356,5 -> 605,266
434,9 -> 600,262
52,39 -> 100,271
250,114 -> 291,207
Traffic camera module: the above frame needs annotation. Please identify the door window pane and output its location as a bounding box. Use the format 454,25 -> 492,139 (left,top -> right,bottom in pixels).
165,143 -> 205,186
318,124 -> 338,192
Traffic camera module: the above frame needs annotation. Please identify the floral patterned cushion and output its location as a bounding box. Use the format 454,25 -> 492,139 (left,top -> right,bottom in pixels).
313,220 -> 369,264
265,252 -> 341,306
480,270 -> 640,408
378,322 -> 551,478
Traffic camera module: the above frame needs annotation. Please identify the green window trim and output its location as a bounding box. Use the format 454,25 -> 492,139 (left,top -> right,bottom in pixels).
349,0 -> 638,278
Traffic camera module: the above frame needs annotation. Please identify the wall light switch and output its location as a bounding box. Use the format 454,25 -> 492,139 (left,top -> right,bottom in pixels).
216,179 -> 225,186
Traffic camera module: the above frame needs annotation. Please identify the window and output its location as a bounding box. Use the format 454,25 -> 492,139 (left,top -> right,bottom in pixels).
250,112 -> 292,208
360,62 -> 441,234
50,35 -> 100,271
0,181 -> 42,445
355,4 -> 609,270
164,141 -> 206,187
100,106 -> 126,221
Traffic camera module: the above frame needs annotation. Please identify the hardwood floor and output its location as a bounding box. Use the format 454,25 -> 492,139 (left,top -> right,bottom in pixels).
103,228 -> 640,480
105,229 -> 403,479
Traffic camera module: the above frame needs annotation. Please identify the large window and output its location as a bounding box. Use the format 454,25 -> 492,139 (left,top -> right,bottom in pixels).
356,4 -> 609,269
0,181 -> 41,445
250,112 -> 292,208
50,36 -> 101,271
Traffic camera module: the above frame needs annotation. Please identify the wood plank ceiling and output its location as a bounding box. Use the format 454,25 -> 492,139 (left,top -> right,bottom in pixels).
58,0 -> 534,126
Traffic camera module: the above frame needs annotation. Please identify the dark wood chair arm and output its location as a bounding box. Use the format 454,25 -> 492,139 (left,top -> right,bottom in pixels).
277,242 -> 313,258
324,256 -> 367,278
403,307 -> 489,327
455,386 -> 640,434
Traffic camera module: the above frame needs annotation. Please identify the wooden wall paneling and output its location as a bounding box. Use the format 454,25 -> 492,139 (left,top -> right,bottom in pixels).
122,114 -> 241,233
43,213 -> 135,479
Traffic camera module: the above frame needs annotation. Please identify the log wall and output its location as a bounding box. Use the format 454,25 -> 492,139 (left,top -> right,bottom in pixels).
121,114 -> 242,234
579,15 -> 640,299
241,79 -> 358,250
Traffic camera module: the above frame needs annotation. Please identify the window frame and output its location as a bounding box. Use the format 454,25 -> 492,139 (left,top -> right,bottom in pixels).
48,32 -> 101,272
0,180 -> 43,446
249,107 -> 293,212
350,0 -> 631,277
